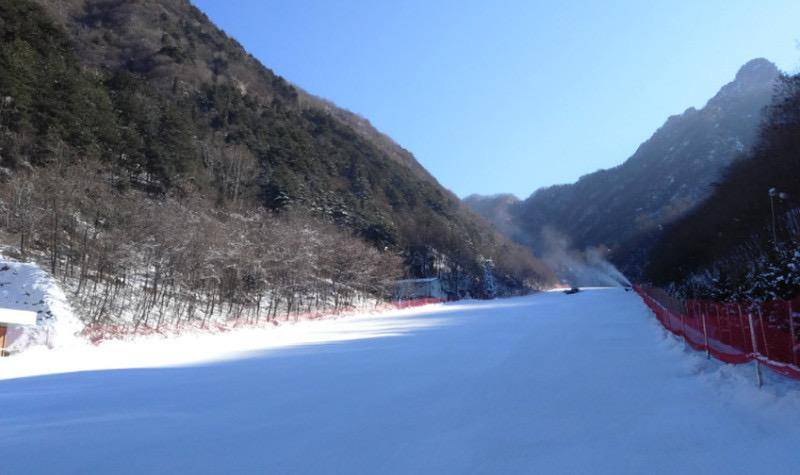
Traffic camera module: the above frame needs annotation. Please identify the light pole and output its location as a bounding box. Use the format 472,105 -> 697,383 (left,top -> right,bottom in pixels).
770,188 -> 778,250
769,188 -> 790,250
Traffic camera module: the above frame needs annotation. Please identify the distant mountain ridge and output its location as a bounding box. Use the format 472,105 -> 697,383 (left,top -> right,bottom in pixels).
463,194 -> 523,242
467,58 -> 780,278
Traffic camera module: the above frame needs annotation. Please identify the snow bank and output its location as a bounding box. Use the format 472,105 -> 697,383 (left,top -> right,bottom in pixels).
0,255 -> 82,353
647,311 -> 800,410
0,301 -> 448,380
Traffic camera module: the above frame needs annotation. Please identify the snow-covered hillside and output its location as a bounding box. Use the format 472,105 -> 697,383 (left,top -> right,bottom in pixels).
1,289 -> 799,474
0,255 -> 81,352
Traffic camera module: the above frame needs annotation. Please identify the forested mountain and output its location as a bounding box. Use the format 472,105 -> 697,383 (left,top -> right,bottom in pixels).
467,59 -> 779,280
0,0 -> 554,308
643,73 -> 800,301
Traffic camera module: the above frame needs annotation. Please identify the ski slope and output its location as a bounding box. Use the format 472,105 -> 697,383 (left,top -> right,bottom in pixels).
2,288 -> 800,474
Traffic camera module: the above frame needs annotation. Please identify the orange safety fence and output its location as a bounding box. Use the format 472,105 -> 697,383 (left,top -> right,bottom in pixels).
635,286 -> 800,380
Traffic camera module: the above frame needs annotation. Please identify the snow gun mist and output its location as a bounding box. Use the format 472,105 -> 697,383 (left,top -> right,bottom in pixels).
538,228 -> 631,288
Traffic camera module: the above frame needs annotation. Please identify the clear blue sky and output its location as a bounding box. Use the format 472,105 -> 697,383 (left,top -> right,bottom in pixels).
193,0 -> 800,198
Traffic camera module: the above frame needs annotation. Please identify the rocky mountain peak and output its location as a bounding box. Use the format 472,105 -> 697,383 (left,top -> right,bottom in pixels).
707,58 -> 779,108
735,58 -> 780,84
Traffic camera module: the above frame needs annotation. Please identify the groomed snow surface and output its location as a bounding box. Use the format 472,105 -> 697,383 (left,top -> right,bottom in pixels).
2,288 -> 800,474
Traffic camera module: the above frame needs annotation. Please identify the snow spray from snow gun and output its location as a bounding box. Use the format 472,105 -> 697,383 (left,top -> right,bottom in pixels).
539,227 -> 631,287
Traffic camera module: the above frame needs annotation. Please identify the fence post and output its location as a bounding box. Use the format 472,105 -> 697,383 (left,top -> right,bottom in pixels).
788,300 -> 798,368
757,308 -> 770,360
700,303 -> 710,359
678,301 -> 686,337
737,305 -> 748,351
747,311 -> 763,388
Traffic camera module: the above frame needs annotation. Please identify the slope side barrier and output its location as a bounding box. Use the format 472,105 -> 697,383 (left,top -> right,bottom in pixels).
81,297 -> 445,344
635,286 -> 800,380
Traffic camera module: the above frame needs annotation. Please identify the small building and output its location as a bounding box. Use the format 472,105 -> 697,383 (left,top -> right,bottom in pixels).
0,309 -> 37,357
393,277 -> 445,301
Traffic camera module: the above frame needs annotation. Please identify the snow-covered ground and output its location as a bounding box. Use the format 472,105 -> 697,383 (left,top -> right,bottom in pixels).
0,256 -> 82,352
2,288 -> 800,474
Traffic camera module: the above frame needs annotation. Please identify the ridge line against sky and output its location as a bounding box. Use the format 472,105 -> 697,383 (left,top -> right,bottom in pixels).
192,0 -> 800,198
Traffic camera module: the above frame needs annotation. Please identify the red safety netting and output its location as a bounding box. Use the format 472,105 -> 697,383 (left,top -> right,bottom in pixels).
392,297 -> 445,309
635,286 -> 800,380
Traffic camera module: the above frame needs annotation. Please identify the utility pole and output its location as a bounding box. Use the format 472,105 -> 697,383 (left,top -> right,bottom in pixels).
769,188 -> 791,251
769,188 -> 778,250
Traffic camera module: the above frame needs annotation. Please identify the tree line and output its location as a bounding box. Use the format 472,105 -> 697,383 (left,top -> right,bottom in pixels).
0,160 -> 402,336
